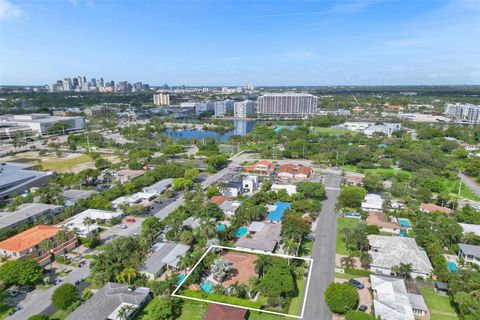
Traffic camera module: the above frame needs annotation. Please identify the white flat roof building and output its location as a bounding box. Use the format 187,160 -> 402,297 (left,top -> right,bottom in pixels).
362,194 -> 384,211
60,209 -> 123,237
1,114 -> 85,136
459,223 -> 480,237
271,184 -> 297,196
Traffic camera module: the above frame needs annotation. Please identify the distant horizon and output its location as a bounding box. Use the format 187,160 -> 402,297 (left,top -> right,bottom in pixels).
1,0 -> 479,86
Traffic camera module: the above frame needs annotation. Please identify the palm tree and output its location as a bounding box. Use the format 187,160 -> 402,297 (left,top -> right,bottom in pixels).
116,268 -> 137,286
360,251 -> 372,269
341,255 -> 356,268
83,217 -> 95,234
55,230 -> 67,258
39,238 -> 53,270
392,263 -> 413,279
283,238 -> 299,262
217,181 -> 228,195
117,304 -> 136,320
254,255 -> 272,277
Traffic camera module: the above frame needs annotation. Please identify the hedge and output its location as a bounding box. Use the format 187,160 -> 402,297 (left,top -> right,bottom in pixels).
180,290 -> 263,309
344,268 -> 371,277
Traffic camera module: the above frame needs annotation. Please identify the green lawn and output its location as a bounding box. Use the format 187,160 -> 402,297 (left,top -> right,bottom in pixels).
420,287 -> 459,320
336,217 -> 358,255
177,300 -> 207,320
288,277 -> 306,316
41,154 -> 92,172
313,127 -> 356,136
334,272 -> 358,279
248,311 -> 286,319
50,309 -> 70,320
299,239 -> 313,257
446,180 -> 480,201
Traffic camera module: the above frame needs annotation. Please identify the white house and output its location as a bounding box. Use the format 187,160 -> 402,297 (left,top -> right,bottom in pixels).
368,235 -> 433,279
219,200 -> 241,216
271,184 -> 297,196
139,242 -> 190,280
60,209 -> 123,237
459,223 -> 480,237
362,194 -> 384,211
458,243 -> 480,266
371,275 -> 428,320
242,176 -> 258,194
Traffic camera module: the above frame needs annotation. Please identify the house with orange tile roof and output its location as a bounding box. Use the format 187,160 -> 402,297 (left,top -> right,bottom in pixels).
204,304 -> 247,320
0,225 -> 77,266
419,203 -> 452,215
210,195 -> 230,206
277,163 -> 312,180
244,160 -> 274,175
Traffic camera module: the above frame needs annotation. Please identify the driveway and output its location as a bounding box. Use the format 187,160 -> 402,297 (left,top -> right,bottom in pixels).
334,277 -> 372,315
459,173 -> 480,197
303,171 -> 342,320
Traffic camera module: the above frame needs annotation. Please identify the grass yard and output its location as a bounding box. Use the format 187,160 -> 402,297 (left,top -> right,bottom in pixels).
50,309 -> 70,320
299,239 -> 313,257
248,312 -> 286,319
446,180 -> 480,201
313,127 -> 356,136
177,300 -> 207,320
288,277 -> 306,316
334,272 -> 358,279
336,217 -> 358,255
420,287 -> 459,320
41,154 -> 93,172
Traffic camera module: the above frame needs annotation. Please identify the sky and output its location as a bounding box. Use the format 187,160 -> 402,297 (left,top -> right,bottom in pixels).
0,0 -> 479,86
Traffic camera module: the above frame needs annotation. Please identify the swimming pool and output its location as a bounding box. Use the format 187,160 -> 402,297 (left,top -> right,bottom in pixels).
177,273 -> 186,285
344,212 -> 361,218
399,230 -> 407,237
267,201 -> 292,222
200,280 -> 215,293
398,218 -> 411,228
216,224 -> 226,232
447,261 -> 459,272
235,226 -> 248,237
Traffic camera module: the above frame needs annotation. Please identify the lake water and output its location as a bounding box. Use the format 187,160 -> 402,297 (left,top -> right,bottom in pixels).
164,120 -> 256,141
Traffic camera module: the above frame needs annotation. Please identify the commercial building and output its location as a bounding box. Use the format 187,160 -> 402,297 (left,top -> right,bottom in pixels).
257,93 -> 318,117
458,243 -> 480,266
0,122 -> 33,139
0,114 -> 85,136
363,123 -> 403,137
84,105 -> 116,117
371,275 -> 428,320
213,99 -> 234,117
0,162 -> 54,200
0,203 -> 64,232
445,103 -> 480,124
153,93 -> 170,106
66,283 -> 151,320
368,235 -> 433,279
234,100 -> 254,118
0,225 -> 77,266
59,209 -> 123,237
194,102 -> 214,115
139,242 -> 190,280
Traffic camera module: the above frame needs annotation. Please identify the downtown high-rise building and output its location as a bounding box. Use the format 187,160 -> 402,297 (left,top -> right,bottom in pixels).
153,93 -> 170,106
214,99 -> 235,116
234,100 -> 254,118
257,93 -> 318,117
445,103 -> 480,124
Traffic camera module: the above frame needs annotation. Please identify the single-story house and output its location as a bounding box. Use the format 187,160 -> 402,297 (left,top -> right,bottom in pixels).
244,160 -> 274,175
366,212 -> 404,234
111,191 -> 157,208
62,189 -> 98,206
204,304 -> 247,320
220,200 -> 241,216
59,209 -> 123,237
271,183 -> 297,196
139,242 -> 190,280
371,275 -> 428,320
210,195 -> 230,206
459,223 -> 480,237
114,169 -> 145,183
142,178 -> 172,195
419,203 -> 452,215
345,174 -> 365,186
277,164 -> 312,180
235,222 -> 281,253
182,216 -> 201,229
458,243 -> 480,266
362,194 -> 384,212
368,235 -> 433,279
66,282 -> 151,320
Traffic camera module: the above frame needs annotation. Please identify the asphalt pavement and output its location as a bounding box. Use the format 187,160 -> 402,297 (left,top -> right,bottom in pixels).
303,171 -> 342,320
459,172 -> 480,197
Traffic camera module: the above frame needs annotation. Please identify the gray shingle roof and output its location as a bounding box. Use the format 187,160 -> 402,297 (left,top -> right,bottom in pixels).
458,243 -> 480,258
140,242 -> 190,276
235,223 -> 281,252
66,282 -> 150,320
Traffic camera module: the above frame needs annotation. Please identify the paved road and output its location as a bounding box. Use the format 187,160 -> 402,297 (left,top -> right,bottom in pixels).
303,171 -> 342,320
10,264 -> 91,320
459,173 -> 480,197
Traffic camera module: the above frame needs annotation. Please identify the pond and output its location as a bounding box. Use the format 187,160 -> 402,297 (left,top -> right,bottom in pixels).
164,120 -> 256,142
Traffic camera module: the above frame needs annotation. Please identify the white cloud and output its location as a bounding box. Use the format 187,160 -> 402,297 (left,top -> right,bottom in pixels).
0,0 -> 25,22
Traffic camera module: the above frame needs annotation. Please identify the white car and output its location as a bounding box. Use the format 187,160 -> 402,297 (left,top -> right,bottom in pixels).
117,224 -> 128,229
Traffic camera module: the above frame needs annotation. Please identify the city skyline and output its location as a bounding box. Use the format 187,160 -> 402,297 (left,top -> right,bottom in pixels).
0,0 -> 479,86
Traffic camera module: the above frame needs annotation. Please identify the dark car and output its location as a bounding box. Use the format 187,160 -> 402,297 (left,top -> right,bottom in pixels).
74,280 -> 81,286
154,199 -> 163,204
349,279 -> 365,289
358,305 -> 368,312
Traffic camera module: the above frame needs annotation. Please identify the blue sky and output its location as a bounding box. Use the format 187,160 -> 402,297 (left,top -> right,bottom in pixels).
0,0 -> 479,86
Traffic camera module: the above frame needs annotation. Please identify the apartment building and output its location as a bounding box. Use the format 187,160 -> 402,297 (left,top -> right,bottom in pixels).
257,93 -> 317,117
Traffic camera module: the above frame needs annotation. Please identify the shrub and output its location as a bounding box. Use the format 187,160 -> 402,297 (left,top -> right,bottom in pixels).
27,315 -> 50,320
345,311 -> 376,320
366,225 -> 380,235
181,290 -> 262,309
325,282 -> 359,314
51,283 -> 80,310
345,268 -> 371,277
54,255 -> 70,265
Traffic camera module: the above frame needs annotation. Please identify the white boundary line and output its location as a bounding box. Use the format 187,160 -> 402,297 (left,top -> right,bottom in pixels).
171,245 -> 314,319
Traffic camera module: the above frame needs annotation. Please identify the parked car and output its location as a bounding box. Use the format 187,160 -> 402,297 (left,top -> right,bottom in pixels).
358,305 -> 368,312
8,290 -> 19,297
117,224 -> 128,229
20,285 -> 33,293
133,233 -> 139,238
349,279 -> 365,289
125,217 -> 136,223
154,199 -> 163,204
74,280 -> 81,286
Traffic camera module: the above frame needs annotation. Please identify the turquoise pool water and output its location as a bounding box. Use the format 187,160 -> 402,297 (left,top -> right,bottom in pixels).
400,230 -> 407,237
398,218 -> 411,228
344,212 -> 361,218
447,261 -> 459,272
216,224 -> 226,232
235,226 -> 248,237
177,273 -> 186,284
267,201 -> 292,222
274,125 -> 297,133
200,280 -> 215,293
